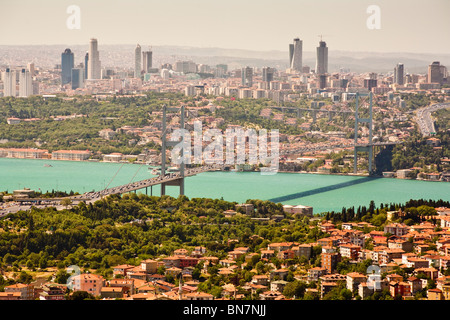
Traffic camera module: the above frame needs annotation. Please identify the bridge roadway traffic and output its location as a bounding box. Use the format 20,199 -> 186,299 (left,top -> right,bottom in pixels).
414,102 -> 450,137
71,164 -> 224,201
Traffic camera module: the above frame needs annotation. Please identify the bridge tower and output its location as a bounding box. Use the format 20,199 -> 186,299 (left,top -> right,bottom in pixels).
161,104 -> 185,196
353,92 -> 374,174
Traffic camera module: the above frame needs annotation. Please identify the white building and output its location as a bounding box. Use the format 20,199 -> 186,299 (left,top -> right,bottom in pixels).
87,38 -> 101,79
289,38 -> 303,72
2,68 -> 16,97
134,44 -> 141,78
19,68 -> 33,97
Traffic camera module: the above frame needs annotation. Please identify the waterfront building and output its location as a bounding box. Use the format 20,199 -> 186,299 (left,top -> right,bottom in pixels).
0,147 -> 49,159
51,149 -> 91,161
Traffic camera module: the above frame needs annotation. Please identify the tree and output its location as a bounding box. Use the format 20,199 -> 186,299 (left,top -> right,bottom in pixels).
18,271 -> 33,284
69,291 -> 95,300
283,280 -> 306,299
55,270 -> 71,284
61,198 -> 72,209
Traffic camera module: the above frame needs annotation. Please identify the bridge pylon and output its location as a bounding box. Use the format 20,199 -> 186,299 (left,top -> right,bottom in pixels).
353,92 -> 374,174
161,104 -> 185,196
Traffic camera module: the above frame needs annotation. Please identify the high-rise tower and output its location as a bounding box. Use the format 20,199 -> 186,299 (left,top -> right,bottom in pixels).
241,66 -> 253,87
84,52 -> 89,79
61,48 -> 74,85
19,68 -> 33,97
262,67 -> 274,83
394,63 -> 404,85
87,38 -> 101,79
2,68 -> 16,97
428,61 -> 443,84
135,44 -> 142,78
142,49 -> 153,74
289,38 -> 302,72
315,40 -> 328,75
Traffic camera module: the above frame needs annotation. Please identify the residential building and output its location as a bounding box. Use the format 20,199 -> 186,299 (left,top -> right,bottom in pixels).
39,284 -> 66,300
4,283 -> 34,300
339,243 -> 361,260
71,273 -> 105,297
346,272 -> 367,292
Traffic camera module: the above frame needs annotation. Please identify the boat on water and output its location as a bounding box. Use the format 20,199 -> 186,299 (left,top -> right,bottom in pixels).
44,164 -> 53,167
151,169 -> 161,175
149,166 -> 161,175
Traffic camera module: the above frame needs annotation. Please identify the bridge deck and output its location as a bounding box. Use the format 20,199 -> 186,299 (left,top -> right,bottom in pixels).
71,165 -> 223,201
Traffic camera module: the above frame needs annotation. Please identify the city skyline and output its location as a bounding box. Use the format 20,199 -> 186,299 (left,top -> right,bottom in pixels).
0,0 -> 449,55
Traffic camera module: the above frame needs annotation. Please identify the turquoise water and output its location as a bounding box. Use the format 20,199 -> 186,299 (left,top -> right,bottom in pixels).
1,158 -> 449,214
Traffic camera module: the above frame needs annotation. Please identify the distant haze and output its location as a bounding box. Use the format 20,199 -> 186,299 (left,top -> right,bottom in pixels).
0,44 -> 449,74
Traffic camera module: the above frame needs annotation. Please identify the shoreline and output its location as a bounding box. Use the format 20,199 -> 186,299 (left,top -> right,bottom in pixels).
1,157 -> 448,183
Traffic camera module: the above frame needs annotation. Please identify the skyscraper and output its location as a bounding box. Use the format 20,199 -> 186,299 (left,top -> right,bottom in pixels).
71,68 -> 84,90
19,68 -> 33,97
394,63 -> 404,85
241,66 -> 253,87
142,49 -> 153,74
2,68 -> 16,97
27,62 -> 35,77
428,61 -> 443,84
315,41 -> 328,75
289,38 -> 302,72
84,52 -> 89,79
135,44 -> 142,78
87,38 -> 101,79
262,67 -> 274,82
61,48 -> 74,85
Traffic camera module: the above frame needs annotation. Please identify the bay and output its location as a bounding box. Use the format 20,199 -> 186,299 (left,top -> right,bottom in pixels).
0,158 -> 449,214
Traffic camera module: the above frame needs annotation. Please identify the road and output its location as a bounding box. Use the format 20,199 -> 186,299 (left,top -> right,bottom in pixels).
414,102 -> 450,136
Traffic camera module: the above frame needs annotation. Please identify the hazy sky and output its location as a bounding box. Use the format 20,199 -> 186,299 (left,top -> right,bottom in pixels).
1,0 -> 449,54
